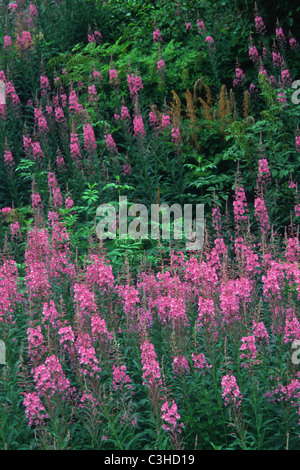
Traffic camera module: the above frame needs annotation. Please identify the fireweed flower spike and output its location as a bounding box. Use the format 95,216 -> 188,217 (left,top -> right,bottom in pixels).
221,374 -> 243,408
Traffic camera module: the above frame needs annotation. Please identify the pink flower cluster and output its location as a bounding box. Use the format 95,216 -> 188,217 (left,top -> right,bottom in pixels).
240,335 -> 259,368
221,374 -> 243,407
140,339 -> 162,388
83,123 -> 97,152
153,29 -> 162,42
172,355 -> 190,376
127,73 -> 143,97
112,364 -> 133,392
32,355 -> 70,395
233,186 -> 248,224
161,399 -> 184,432
133,115 -> 146,138
254,196 -> 270,232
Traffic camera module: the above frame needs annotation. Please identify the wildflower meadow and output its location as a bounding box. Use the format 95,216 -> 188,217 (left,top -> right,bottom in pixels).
0,0 -> 300,452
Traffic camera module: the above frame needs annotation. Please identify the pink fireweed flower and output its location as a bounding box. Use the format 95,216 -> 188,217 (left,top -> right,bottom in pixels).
289,37 -> 299,50
91,314 -> 112,341
58,325 -> 75,346
55,106 -> 66,123
86,254 -> 114,291
70,133 -> 81,161
3,35 -> 12,48
221,374 -> 242,407
192,353 -> 212,372
249,45 -> 259,63
75,334 -> 102,377
118,284 -> 140,316
88,84 -> 98,103
262,261 -> 285,299
185,22 -> 192,31
197,19 -> 206,33
79,392 -> 98,408
31,192 -> 43,210
198,296 -> 217,331
65,196 -> 74,209
10,221 -> 21,239
272,51 -> 283,67
254,196 -> 270,232
161,113 -> 170,128
278,90 -> 287,107
88,30 -> 102,44
284,310 -> 300,344
0,207 -> 11,219
6,81 -> 20,105
233,65 -> 246,88
121,106 -> 130,121
127,73 -> 143,97
4,150 -> 14,168
133,115 -> 146,138
74,283 -> 97,317
252,321 -> 269,343
220,277 -> 253,325
47,173 -> 63,208
233,186 -> 248,224
40,75 -> 50,96
281,68 -> 291,86
32,355 -> 70,395
69,90 -> 83,114
270,75 -> 278,87
153,29 -> 162,42
289,180 -> 297,190
249,83 -> 258,95
25,260 -> 51,298
0,104 -> 6,120
42,300 -> 60,328
258,64 -> 268,77
93,70 -> 102,81
285,237 -> 300,263
161,399 -> 184,432
205,36 -> 214,46
29,4 -> 38,17
276,25 -> 286,43
112,364 -> 133,392
157,295 -> 188,326
171,127 -> 182,144
109,68 -> 119,85
60,94 -> 67,108
83,123 -> 97,152
105,133 -> 117,152
140,339 -> 162,388
37,115 -> 49,133
27,325 -> 45,360
31,141 -> 45,161
172,355 -> 190,376
157,59 -> 165,73
258,158 -> 271,183
240,335 -> 259,368
149,110 -> 159,127
17,31 -> 33,51
254,15 -> 266,35
123,163 -> 131,176
23,392 -> 48,426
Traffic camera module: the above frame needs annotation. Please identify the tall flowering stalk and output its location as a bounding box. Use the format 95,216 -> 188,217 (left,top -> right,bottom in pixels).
161,399 -> 184,450
140,338 -> 163,430
221,374 -> 246,448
